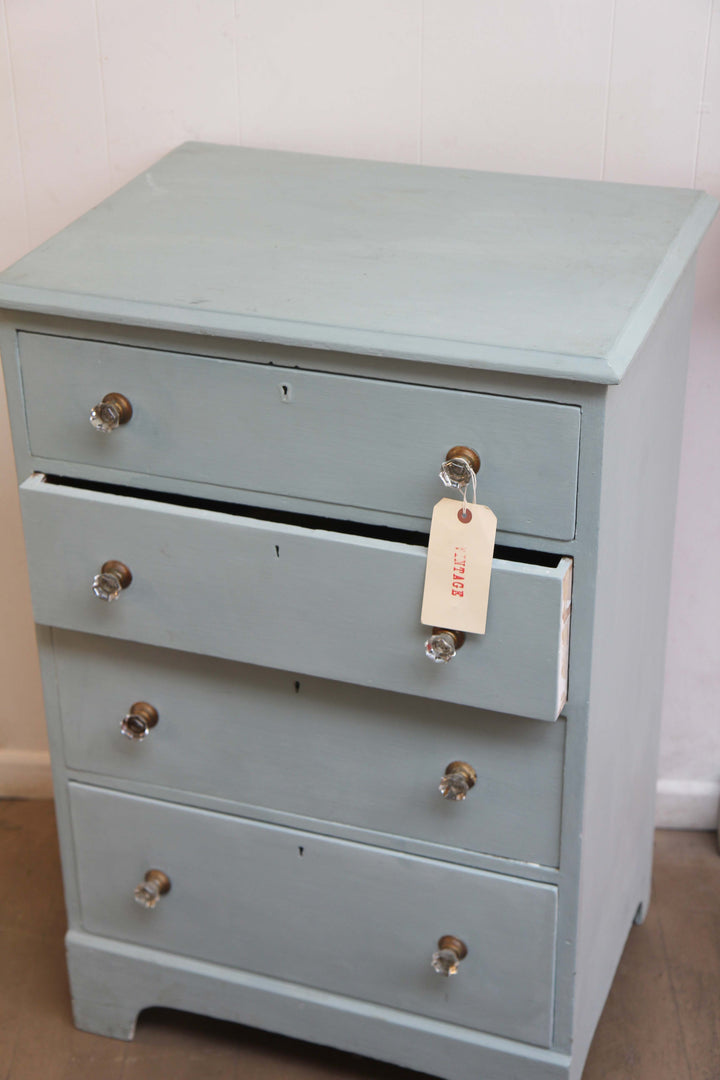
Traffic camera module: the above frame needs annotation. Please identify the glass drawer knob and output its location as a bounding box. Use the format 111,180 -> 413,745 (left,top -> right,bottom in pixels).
92,560 -> 132,601
121,702 -> 159,741
134,869 -> 171,909
439,445 -> 480,489
439,761 -> 477,801
425,628 -> 465,663
90,392 -> 133,433
431,935 -> 468,977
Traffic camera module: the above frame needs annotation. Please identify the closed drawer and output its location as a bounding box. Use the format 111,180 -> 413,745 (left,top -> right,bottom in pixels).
22,475 -> 572,721
18,332 -> 581,540
69,783 -> 558,1046
55,630 -> 566,866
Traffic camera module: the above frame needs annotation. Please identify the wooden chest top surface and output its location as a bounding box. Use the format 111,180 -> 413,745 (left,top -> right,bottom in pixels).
0,142 -> 714,383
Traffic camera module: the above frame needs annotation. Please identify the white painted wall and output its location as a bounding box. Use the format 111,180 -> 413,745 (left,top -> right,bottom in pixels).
0,0 -> 718,823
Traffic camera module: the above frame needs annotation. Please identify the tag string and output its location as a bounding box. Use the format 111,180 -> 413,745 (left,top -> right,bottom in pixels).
461,468 -> 478,516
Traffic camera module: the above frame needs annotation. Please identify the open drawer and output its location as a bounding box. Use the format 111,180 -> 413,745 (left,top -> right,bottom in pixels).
21,474 -> 572,720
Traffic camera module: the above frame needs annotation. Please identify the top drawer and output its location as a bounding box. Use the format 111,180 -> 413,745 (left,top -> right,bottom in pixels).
18,333 -> 581,540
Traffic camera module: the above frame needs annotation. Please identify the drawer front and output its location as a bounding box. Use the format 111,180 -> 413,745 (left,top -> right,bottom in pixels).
22,477 -> 572,721
69,783 -> 558,1046
55,631 -> 566,866
19,332 -> 581,540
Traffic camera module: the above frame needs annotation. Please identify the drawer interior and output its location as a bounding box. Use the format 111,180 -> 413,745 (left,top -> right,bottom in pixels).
18,331 -> 581,540
69,783 -> 558,1046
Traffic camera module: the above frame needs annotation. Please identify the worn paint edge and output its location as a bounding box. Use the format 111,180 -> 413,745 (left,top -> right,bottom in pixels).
555,558 -> 573,718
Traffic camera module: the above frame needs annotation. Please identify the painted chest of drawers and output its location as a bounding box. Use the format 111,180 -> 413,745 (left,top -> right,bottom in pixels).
0,144 -> 715,1080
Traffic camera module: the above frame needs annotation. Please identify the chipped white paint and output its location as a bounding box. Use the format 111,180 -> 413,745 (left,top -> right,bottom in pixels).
557,559 -> 573,718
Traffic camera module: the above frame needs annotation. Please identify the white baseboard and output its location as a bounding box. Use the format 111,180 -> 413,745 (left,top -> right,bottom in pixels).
655,778 -> 720,830
0,749 -> 53,798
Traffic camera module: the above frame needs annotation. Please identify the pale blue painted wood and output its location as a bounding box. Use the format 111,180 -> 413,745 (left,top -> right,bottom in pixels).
0,143 -> 715,383
0,146 -> 716,1080
32,625 -> 85,927
18,331 -> 581,540
66,931 -> 572,1079
569,261 -> 700,1072
0,312 -> 585,547
20,475 -> 571,721
69,782 -> 558,1047
54,630 -> 566,867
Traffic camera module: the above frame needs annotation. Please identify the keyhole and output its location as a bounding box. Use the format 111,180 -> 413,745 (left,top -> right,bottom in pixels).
280,383 -> 292,402
298,846 -> 304,857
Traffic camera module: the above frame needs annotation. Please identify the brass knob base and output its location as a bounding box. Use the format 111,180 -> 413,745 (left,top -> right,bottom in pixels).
93,560 -> 133,602
431,935 -> 469,976
90,392 -> 133,433
444,446 -> 481,475
439,760 -> 477,801
134,869 -> 171,909
437,935 -> 468,960
433,628 -> 465,649
444,762 -> 476,788
121,702 -> 159,741
100,392 -> 133,425
101,560 -> 132,589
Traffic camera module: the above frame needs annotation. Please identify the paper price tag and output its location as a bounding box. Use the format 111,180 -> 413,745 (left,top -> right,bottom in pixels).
421,498 -> 497,634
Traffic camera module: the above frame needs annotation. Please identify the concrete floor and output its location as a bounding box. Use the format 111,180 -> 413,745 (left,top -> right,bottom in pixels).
1,799 -> 718,1079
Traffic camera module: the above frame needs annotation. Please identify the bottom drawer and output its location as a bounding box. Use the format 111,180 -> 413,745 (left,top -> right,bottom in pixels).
69,784 -> 557,1047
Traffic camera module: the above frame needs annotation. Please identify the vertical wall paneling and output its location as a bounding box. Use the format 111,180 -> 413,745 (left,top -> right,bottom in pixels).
0,0 -> 718,816
421,0 -> 614,179
0,3 -> 48,787
0,2 -> 28,269
694,1 -> 720,196
603,0 -> 712,186
235,0 -> 422,163
0,362 -> 46,756
95,0 -> 239,189
660,310 -> 720,828
4,0 -> 111,249
657,1 -> 720,826
0,368 -> 47,771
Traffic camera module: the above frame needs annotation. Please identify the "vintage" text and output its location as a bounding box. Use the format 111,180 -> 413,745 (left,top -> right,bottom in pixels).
451,546 -> 467,597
